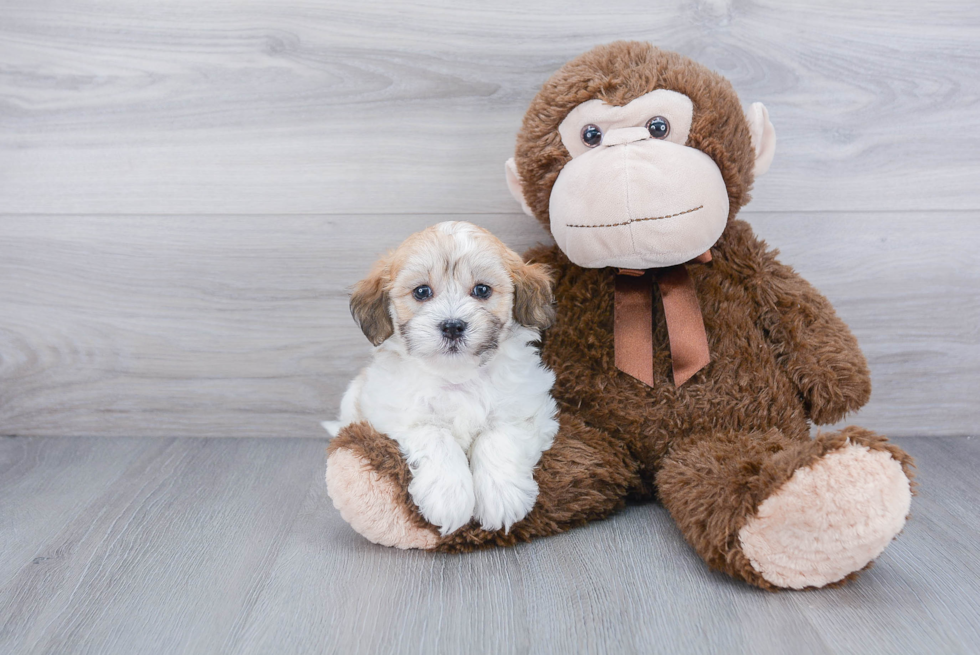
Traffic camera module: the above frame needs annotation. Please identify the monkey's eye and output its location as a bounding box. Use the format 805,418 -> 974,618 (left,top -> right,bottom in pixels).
471,284 -> 492,299
646,116 -> 670,139
581,124 -> 603,148
412,285 -> 433,301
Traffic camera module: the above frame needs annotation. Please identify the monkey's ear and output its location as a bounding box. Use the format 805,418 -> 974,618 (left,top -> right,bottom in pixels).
505,158 -> 536,217
746,102 -> 777,176
349,257 -> 394,346
511,260 -> 555,332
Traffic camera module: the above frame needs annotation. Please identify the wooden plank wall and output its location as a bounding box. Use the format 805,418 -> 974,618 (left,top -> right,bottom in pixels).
1,0 -> 978,437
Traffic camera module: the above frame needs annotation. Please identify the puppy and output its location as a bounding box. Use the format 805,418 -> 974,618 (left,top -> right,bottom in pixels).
323,221 -> 559,535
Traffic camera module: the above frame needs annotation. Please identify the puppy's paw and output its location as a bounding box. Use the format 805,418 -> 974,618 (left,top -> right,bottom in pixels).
407,458 -> 476,536
473,468 -> 539,533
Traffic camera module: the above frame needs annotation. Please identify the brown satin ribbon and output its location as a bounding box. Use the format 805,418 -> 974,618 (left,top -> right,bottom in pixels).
614,251 -> 712,387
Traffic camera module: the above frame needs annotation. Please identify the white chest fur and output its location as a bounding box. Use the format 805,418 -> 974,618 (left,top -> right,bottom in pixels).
352,326 -> 556,451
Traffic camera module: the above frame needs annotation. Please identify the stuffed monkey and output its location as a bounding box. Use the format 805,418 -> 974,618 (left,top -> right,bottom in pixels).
326,42 -> 914,590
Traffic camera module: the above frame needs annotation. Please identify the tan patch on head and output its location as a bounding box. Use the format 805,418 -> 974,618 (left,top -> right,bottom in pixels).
359,222 -> 554,353
738,443 -> 911,589
326,449 -> 439,549
386,222 -> 516,331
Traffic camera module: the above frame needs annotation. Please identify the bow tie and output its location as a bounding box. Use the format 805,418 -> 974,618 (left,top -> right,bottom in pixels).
614,251 -> 712,387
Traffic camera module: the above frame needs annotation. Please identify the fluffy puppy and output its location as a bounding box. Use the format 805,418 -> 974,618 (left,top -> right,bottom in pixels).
324,221 -> 559,535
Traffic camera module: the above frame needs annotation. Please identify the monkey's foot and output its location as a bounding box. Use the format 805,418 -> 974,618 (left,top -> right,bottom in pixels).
325,422 -> 439,549
738,439 -> 912,589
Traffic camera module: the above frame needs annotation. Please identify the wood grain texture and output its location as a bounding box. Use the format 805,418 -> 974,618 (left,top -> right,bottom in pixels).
1,212 -> 976,438
1,1 -> 978,437
0,436 -> 977,654
1,0 -> 978,214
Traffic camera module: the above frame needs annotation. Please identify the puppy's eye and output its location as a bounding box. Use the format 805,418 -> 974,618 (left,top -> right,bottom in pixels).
581,124 -> 602,148
471,284 -> 492,299
646,116 -> 670,139
412,285 -> 433,301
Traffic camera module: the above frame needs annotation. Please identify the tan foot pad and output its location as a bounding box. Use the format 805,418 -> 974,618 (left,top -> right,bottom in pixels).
326,450 -> 439,550
738,443 -> 912,589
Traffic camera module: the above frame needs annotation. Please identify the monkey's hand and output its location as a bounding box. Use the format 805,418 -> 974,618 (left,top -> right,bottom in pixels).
756,261 -> 872,425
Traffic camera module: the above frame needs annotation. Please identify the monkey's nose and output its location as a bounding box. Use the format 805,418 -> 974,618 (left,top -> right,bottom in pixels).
602,127 -> 651,146
440,319 -> 467,340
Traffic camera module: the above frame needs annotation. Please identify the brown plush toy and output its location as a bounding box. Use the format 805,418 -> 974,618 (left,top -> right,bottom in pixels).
326,42 -> 915,590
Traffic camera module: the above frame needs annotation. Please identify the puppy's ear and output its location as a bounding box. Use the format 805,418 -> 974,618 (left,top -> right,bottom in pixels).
510,259 -> 555,331
350,255 -> 394,346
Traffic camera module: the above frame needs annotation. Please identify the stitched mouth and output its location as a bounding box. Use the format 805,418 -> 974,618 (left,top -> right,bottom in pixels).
566,205 -> 703,229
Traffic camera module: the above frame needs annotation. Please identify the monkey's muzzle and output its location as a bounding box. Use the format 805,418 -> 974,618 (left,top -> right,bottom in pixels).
549,139 -> 729,270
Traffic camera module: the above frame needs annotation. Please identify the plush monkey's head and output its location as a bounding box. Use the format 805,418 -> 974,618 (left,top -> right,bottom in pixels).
505,42 -> 775,269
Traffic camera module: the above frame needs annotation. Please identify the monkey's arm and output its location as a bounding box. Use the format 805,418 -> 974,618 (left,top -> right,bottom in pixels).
718,221 -> 871,425
756,258 -> 871,425
325,413 -> 642,552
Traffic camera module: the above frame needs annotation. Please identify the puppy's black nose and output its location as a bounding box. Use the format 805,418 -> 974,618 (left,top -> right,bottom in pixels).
440,319 -> 467,340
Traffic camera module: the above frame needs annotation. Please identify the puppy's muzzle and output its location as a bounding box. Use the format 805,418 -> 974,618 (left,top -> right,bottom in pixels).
440,319 -> 467,341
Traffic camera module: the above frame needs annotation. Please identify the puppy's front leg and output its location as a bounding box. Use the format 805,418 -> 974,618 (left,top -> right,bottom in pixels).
395,427 -> 475,536
470,428 -> 542,532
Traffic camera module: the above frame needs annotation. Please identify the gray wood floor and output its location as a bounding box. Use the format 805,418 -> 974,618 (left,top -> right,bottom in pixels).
0,436 -> 977,654
2,0 -> 979,439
